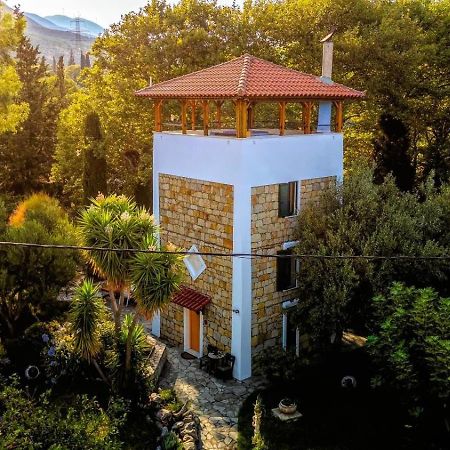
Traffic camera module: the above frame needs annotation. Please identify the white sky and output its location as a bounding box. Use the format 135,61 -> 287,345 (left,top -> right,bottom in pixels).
6,0 -> 236,28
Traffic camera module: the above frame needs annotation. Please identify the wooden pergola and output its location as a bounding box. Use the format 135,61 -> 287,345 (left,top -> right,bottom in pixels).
137,54 -> 364,138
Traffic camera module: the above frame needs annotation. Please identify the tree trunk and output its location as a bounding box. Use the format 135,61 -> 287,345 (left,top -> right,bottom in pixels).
109,289 -> 121,337
92,358 -> 111,386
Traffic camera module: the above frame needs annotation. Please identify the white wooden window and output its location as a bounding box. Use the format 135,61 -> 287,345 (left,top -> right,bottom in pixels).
282,299 -> 299,356
279,181 -> 299,217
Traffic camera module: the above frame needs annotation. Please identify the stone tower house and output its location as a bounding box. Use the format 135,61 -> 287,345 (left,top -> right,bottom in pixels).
136,51 -> 364,380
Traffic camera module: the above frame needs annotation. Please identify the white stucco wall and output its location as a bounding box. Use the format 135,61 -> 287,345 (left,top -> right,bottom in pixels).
152,132 -> 343,380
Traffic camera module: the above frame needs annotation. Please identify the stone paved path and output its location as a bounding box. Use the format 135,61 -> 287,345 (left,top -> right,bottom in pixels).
158,346 -> 266,450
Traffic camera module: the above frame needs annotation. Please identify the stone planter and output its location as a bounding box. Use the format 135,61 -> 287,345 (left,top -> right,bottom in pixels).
279,398 -> 297,415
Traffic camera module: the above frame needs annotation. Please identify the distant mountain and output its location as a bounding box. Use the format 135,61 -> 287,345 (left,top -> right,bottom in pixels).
45,15 -> 104,37
0,2 -> 99,66
24,12 -> 68,31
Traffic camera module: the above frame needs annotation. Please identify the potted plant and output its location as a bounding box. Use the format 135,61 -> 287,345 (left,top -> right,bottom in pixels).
279,398 -> 297,415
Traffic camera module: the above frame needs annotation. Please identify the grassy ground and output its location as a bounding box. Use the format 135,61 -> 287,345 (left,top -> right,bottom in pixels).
238,350 -> 429,450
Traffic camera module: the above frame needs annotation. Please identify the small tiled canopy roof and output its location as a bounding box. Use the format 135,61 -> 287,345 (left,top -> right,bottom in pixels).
135,54 -> 364,101
171,286 -> 211,312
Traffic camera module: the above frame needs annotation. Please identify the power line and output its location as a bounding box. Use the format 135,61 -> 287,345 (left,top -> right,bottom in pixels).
0,241 -> 449,261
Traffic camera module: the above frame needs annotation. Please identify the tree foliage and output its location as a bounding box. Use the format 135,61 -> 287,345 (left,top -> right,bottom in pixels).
83,111 -> 107,203
51,0 -> 450,208
0,194 -> 78,337
0,37 -> 63,195
78,194 -> 183,377
0,7 -> 29,133
293,164 -> 450,353
367,283 -> 450,424
0,378 -> 125,449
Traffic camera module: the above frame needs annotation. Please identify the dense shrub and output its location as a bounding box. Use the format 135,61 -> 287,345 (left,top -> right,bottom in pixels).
256,347 -> 306,385
294,164 -> 450,353
0,378 -> 126,449
367,283 -> 450,428
0,194 -> 78,338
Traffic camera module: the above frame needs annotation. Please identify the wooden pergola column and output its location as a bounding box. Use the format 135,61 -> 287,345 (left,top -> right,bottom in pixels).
302,101 -> 313,134
247,102 -> 256,130
334,101 -> 343,132
180,100 -> 187,134
154,100 -> 163,132
215,101 -> 224,129
202,100 -> 209,136
190,100 -> 196,131
279,101 -> 287,136
235,100 -> 248,138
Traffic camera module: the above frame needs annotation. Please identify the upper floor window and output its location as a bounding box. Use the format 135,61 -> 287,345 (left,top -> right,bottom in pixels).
277,249 -> 297,291
278,181 -> 298,218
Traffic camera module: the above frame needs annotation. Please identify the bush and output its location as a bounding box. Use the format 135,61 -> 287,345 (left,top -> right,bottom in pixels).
256,347 -> 307,385
294,164 -> 450,355
162,431 -> 183,450
0,194 -> 78,338
0,378 -> 125,449
367,283 -> 450,428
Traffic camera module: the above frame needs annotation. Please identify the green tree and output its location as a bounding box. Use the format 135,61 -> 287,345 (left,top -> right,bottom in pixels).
52,0 -> 450,210
367,283 -> 450,429
70,280 -> 110,384
0,379 -> 124,449
78,194 -> 183,375
0,6 -> 29,133
83,111 -> 107,203
293,163 -> 450,353
373,113 -> 415,192
0,37 -> 61,195
0,194 -> 78,337
56,55 -> 66,99
69,48 -> 76,66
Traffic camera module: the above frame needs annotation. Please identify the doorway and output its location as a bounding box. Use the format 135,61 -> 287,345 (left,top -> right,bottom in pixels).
184,308 -> 203,357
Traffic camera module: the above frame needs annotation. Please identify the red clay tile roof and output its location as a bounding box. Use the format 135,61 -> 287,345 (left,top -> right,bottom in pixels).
171,286 -> 211,312
136,54 -> 364,101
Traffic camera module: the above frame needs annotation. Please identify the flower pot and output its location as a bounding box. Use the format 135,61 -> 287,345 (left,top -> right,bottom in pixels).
279,398 -> 297,415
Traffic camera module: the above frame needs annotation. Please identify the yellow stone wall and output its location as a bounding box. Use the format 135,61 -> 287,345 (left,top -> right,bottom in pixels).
251,177 -> 336,358
158,174 -> 234,353
301,176 -> 336,209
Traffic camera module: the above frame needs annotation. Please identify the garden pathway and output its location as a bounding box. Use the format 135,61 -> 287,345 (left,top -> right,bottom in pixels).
157,345 -> 266,450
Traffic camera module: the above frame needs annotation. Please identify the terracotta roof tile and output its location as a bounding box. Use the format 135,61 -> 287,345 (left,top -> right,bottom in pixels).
171,286 -> 211,312
136,54 -> 364,101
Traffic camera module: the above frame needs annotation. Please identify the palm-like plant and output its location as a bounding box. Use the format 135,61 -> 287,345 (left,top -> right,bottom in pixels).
70,280 -> 109,384
78,194 -> 184,378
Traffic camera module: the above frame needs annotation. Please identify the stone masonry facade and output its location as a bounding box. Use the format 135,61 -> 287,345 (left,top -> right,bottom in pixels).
158,174 -> 234,354
251,177 -> 336,359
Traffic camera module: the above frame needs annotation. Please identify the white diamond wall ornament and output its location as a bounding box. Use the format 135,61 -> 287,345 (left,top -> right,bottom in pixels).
183,245 -> 206,280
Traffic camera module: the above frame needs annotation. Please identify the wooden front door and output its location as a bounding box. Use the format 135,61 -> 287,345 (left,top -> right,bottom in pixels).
189,310 -> 200,353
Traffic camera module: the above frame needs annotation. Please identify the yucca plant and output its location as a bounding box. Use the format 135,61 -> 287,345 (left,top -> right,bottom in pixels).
78,194 -> 184,378
70,280 -> 109,384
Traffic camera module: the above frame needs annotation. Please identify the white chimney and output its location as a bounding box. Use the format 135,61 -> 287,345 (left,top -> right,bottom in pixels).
317,30 -> 336,133
321,41 -> 333,80
320,30 -> 335,83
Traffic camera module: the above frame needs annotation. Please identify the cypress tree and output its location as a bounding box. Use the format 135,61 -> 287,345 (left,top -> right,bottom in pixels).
80,51 -> 86,69
83,112 -> 107,203
56,55 -> 65,98
52,55 -> 57,73
85,52 -> 91,68
68,48 -> 75,66
373,113 -> 415,192
0,37 -> 58,195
